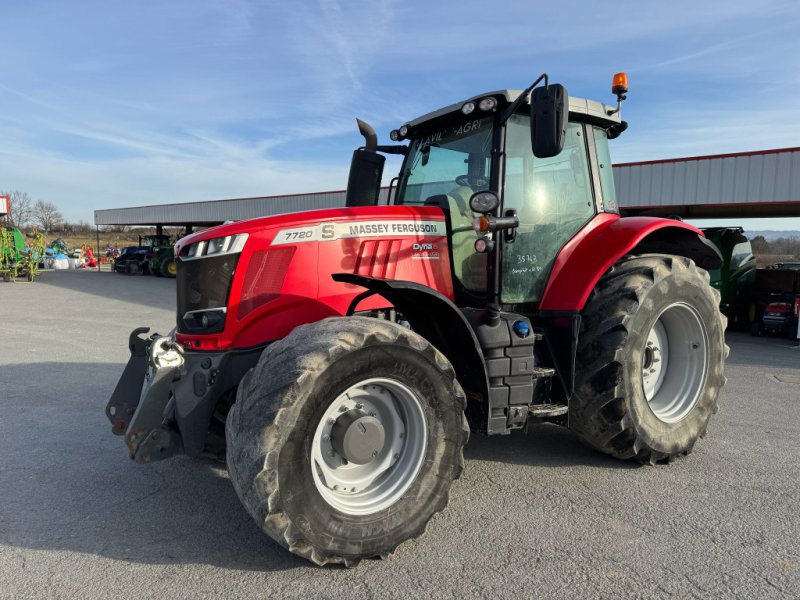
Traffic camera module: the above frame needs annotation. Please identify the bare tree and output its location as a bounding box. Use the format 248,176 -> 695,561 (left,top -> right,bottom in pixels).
33,200 -> 64,231
1,190 -> 34,228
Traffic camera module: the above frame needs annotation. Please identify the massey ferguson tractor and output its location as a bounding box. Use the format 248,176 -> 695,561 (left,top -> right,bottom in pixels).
106,73 -> 727,566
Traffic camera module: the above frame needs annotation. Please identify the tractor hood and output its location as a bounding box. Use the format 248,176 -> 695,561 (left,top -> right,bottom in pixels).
173,204 -> 455,351
174,205 -> 445,255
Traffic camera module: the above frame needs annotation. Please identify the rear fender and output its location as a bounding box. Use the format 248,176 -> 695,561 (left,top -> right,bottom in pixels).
332,273 -> 489,431
539,214 -> 723,311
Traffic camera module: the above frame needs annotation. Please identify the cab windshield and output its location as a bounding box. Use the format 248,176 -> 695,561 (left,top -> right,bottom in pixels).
397,115 -> 494,291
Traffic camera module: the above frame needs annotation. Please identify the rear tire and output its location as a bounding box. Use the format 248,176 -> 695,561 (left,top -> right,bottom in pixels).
226,317 -> 469,566
570,255 -> 727,464
161,258 -> 176,278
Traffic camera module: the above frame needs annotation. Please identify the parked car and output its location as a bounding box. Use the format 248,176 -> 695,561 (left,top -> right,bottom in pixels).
753,301 -> 798,338
113,246 -> 151,275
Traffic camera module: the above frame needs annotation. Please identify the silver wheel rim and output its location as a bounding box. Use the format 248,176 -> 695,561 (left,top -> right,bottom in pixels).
641,302 -> 709,423
310,377 -> 427,515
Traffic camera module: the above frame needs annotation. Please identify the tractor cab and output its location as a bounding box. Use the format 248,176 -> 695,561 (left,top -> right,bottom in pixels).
346,73 -> 630,311
392,88 -> 624,309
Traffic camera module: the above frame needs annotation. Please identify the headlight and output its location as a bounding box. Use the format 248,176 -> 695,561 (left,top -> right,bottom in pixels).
461,102 -> 476,115
478,97 -> 497,111
183,233 -> 248,260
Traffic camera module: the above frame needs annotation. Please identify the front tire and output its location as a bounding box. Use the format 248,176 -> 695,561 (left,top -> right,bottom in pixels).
570,255 -> 727,464
226,317 -> 469,566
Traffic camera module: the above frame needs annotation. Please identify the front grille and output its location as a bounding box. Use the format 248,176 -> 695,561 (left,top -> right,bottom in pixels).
176,254 -> 239,334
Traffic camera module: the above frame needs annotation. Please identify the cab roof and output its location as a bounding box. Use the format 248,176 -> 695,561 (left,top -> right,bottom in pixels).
406,89 -> 621,131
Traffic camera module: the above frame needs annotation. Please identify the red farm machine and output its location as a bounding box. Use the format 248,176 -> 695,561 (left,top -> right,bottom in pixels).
106,73 -> 727,566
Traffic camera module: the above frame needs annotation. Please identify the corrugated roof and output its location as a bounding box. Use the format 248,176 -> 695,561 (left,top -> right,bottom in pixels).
94,189 -> 391,226
95,148 -> 800,226
614,147 -> 800,208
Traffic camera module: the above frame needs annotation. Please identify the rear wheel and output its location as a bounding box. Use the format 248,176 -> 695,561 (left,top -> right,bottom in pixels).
161,258 -> 176,278
570,255 -> 727,463
226,317 -> 469,566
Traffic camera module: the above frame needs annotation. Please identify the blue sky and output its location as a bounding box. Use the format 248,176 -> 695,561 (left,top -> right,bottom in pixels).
1,0 -> 799,229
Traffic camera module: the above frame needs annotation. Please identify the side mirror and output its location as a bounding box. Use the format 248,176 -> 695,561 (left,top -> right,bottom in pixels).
530,84 -> 568,158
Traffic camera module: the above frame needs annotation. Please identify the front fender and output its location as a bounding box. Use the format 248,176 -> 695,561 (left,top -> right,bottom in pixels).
332,273 -> 489,431
539,214 -> 722,311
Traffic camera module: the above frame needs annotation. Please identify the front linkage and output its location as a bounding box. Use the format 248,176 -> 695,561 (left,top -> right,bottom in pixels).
106,328 -> 185,463
106,328 -> 264,463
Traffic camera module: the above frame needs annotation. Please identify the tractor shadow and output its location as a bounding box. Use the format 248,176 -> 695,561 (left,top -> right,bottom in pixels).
464,423 -> 639,471
0,361 -> 306,572
32,268 -> 176,311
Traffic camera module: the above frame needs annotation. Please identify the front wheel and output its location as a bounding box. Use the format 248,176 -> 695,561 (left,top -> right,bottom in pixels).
226,317 -> 469,566
570,255 -> 728,464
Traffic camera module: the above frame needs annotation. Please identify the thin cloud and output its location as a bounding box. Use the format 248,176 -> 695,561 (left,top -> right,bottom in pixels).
1,0 -> 799,224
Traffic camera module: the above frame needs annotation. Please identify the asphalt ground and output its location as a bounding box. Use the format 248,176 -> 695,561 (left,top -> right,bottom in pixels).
1,269 -> 799,599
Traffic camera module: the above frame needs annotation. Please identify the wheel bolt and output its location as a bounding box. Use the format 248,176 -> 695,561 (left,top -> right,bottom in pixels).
327,418 -> 335,425
355,403 -> 363,410
322,434 -> 330,441
393,453 -> 400,460
369,411 -> 376,417
328,449 -> 335,458
339,405 -> 348,412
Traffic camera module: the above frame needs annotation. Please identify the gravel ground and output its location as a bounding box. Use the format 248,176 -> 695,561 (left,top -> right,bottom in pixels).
1,270 -> 798,599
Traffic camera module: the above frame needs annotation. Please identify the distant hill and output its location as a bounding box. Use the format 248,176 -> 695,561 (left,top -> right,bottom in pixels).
745,230 -> 800,240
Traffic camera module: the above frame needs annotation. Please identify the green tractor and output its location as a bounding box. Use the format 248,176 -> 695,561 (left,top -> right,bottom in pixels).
148,244 -> 177,278
701,227 -> 756,329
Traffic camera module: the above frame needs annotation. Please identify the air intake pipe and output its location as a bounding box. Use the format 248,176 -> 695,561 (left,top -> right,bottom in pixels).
345,119 -> 385,207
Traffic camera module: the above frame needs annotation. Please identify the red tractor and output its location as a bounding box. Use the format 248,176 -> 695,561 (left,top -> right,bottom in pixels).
107,73 -> 727,566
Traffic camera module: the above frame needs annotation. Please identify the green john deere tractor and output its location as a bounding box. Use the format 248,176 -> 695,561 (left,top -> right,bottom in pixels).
701,227 -> 757,329
148,244 -> 177,278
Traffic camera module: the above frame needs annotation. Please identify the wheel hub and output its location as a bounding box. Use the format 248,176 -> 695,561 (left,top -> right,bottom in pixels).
310,378 -> 428,515
641,302 -> 709,423
330,409 -> 386,465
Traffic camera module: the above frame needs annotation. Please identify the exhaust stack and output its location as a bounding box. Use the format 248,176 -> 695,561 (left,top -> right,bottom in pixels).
345,119 -> 385,208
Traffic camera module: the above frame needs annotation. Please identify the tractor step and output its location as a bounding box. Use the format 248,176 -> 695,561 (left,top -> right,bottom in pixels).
528,403 -> 568,418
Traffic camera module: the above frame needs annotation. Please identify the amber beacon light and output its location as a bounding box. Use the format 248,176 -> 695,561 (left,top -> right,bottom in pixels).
612,72 -> 629,96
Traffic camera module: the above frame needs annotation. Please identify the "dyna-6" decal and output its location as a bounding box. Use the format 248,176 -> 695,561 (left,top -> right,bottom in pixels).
271,220 -> 446,245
